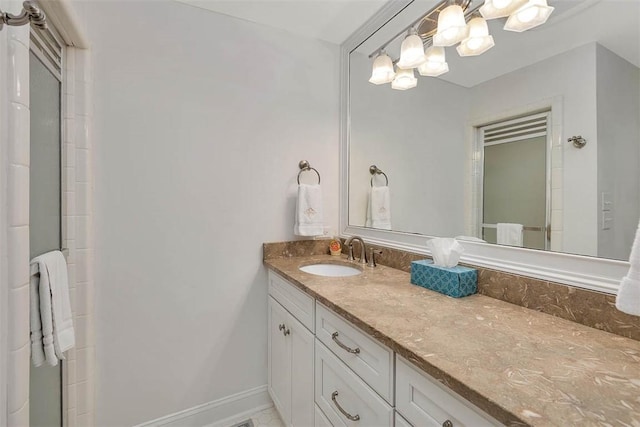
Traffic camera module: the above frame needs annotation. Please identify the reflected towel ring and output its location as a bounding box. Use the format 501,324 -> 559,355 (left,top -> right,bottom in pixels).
297,160 -> 321,185
370,165 -> 389,187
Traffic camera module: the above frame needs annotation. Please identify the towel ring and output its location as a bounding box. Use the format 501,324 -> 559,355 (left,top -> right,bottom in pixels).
369,165 -> 388,187
297,160 -> 321,185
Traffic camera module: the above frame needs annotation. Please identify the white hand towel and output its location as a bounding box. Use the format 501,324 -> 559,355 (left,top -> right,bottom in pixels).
294,184 -> 324,236
366,186 -> 391,230
617,220 -> 640,316
30,251 -> 75,366
497,223 -> 523,247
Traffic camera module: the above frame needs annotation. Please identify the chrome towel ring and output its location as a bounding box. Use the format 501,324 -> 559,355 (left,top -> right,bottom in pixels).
297,160 -> 321,185
370,165 -> 388,187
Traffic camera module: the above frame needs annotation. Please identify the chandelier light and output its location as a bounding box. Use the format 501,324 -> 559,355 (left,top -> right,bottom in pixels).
504,0 -> 555,32
397,28 -> 427,69
433,4 -> 468,47
457,16 -> 495,56
391,68 -> 418,90
418,46 -> 449,77
368,51 -> 396,85
479,0 -> 528,19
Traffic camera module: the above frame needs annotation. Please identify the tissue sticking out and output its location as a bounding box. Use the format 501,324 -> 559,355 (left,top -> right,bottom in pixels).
426,238 -> 464,268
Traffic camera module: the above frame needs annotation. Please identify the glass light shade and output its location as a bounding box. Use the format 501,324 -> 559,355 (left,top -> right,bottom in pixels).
397,31 -> 427,69
456,17 -> 495,56
504,0 -> 554,32
391,68 -> 417,90
479,0 -> 528,19
433,4 -> 469,47
418,46 -> 449,77
368,52 -> 395,85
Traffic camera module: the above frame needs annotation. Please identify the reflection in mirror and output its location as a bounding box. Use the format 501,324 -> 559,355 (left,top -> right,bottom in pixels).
348,0 -> 640,261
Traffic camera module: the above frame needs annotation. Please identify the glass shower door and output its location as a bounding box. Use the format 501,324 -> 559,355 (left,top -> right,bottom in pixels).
29,48 -> 63,427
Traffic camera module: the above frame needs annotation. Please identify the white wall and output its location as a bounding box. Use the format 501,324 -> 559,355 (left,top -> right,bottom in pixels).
469,43 -> 599,256
349,52 -> 469,237
78,1 -> 339,425
596,44 -> 640,260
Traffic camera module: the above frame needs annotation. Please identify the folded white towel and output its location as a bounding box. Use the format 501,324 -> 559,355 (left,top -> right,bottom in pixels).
366,186 -> 391,230
497,223 -> 523,247
294,184 -> 324,236
617,220 -> 640,316
30,251 -> 75,366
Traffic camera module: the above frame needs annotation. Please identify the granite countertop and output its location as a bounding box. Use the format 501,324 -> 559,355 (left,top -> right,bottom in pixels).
264,254 -> 640,427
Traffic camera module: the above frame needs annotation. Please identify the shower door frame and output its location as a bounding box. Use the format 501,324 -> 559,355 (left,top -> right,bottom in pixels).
29,23 -> 66,427
474,111 -> 552,251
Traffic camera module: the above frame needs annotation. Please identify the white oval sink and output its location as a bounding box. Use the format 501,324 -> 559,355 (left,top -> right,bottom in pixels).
299,263 -> 362,277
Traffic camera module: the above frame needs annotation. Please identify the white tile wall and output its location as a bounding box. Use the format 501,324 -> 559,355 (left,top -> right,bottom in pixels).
64,46 -> 95,426
4,17 -> 31,426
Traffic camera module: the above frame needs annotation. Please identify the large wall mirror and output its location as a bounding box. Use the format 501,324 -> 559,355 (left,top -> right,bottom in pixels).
340,0 -> 638,292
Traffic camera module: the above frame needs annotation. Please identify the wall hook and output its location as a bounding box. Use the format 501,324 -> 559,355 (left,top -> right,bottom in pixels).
0,1 -> 47,32
568,135 -> 587,149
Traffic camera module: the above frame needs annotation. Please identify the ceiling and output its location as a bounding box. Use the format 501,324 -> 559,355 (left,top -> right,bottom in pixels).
174,0 -> 388,44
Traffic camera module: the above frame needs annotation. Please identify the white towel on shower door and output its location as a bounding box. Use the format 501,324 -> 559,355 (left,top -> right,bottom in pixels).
617,219 -> 640,316
30,250 -> 75,366
497,223 -> 523,247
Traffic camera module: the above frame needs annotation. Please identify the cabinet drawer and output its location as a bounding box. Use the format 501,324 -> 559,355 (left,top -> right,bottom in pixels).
316,303 -> 393,403
396,356 -> 502,427
315,340 -> 393,427
315,404 -> 332,427
269,270 -> 314,331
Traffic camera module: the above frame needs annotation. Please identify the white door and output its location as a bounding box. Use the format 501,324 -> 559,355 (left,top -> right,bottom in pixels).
290,316 -> 314,427
269,297 -> 292,425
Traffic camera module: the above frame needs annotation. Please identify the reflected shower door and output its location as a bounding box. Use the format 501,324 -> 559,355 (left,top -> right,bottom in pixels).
29,48 -> 63,427
480,113 -> 550,250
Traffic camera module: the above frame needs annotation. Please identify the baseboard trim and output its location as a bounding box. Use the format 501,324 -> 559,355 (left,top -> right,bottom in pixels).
135,385 -> 272,427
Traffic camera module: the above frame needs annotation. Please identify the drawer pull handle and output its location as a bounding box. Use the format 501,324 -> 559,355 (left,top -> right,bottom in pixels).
278,324 -> 290,336
331,332 -> 360,354
331,391 -> 360,421
442,420 -> 453,427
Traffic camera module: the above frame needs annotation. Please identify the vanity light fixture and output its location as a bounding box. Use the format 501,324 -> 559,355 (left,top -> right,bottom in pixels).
369,51 -> 396,85
504,0 -> 554,32
418,46 -> 449,77
457,16 -> 495,56
366,0 -> 554,89
433,3 -> 469,47
391,68 -> 418,90
479,0 -> 528,19
397,28 -> 427,69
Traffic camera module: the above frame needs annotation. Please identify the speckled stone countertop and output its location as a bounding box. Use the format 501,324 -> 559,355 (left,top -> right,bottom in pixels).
264,254 -> 640,427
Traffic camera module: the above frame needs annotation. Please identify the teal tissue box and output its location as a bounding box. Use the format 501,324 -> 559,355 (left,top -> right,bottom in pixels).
410,260 -> 477,298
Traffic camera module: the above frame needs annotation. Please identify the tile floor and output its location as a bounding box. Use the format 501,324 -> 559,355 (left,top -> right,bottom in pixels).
251,406 -> 284,427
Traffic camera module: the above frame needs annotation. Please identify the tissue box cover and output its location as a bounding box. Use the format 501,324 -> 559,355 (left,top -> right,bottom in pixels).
410,260 -> 477,298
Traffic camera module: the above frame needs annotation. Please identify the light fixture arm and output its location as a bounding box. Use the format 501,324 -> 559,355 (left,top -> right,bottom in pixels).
0,1 -> 47,32
368,0 -> 475,60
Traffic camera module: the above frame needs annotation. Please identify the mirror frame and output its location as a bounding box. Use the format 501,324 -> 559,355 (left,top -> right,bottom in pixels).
339,0 -> 629,294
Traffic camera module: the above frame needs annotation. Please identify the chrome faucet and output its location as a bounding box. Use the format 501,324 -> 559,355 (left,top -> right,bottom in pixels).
344,236 -> 367,264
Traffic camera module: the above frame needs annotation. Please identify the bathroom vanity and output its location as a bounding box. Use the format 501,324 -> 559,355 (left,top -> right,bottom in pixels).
264,252 -> 640,427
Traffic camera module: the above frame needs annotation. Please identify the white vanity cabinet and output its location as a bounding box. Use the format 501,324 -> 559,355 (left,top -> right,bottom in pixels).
267,269 -> 502,427
268,272 -> 315,427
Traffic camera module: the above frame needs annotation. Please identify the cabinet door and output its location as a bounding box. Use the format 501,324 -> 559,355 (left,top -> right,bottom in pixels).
269,297 -> 291,425
290,314 -> 314,427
